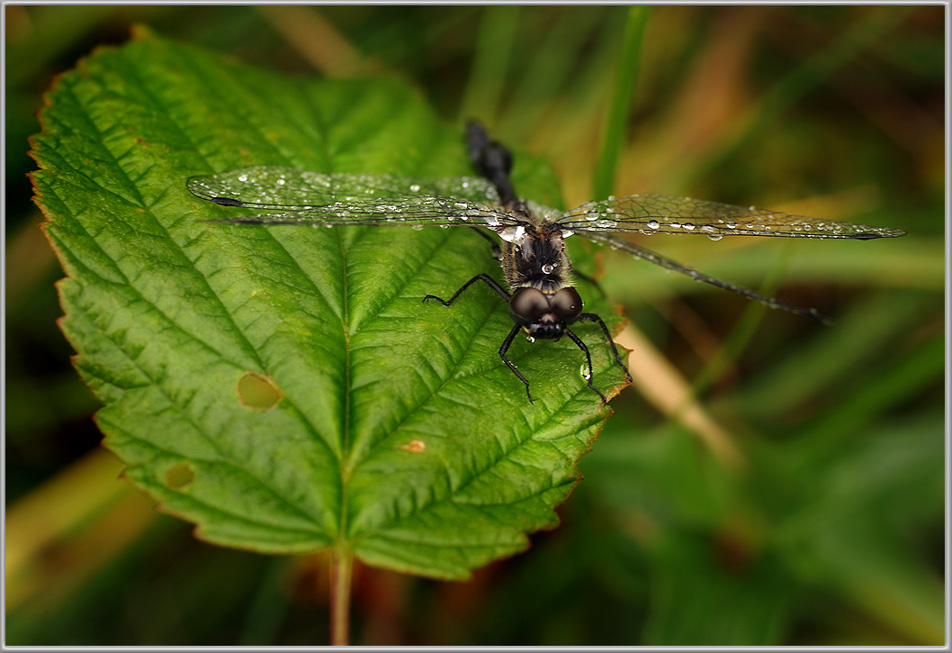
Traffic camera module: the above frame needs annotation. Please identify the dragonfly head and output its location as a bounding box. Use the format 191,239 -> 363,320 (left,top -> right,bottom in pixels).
510,287 -> 583,340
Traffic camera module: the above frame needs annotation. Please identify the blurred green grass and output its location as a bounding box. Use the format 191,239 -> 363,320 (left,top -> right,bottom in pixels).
6,4 -> 944,646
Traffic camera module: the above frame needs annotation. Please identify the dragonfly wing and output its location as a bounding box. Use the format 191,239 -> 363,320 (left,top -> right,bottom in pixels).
187,166 -> 521,229
581,231 -> 830,322
557,194 -> 905,240
187,166 -> 503,207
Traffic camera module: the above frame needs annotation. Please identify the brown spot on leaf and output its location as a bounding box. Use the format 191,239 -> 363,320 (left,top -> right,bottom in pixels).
400,440 -> 426,453
237,372 -> 282,410
165,462 -> 194,490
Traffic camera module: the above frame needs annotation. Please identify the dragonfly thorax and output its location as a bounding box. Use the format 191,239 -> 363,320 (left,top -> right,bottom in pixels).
500,226 -> 572,293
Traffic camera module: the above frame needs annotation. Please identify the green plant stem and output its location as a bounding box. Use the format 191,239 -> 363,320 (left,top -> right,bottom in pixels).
330,546 -> 354,645
593,5 -> 651,200
459,6 -> 520,122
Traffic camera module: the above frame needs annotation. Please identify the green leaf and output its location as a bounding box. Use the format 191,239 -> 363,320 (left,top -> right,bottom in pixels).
30,31 -> 629,580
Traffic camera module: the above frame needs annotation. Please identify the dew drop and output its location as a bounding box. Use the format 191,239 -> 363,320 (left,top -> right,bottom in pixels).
647,219 -> 660,229
499,225 -> 526,242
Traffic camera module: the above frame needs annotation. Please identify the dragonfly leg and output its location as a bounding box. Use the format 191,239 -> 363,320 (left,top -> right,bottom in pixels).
423,273 -> 510,306
578,312 -> 633,383
426,274 -> 533,401
564,328 -> 608,403
499,323 -> 534,403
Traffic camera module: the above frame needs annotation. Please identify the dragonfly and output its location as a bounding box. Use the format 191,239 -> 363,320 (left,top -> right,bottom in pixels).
187,121 -> 905,403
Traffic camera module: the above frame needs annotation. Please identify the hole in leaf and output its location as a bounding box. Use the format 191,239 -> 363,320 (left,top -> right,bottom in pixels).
400,440 -> 426,453
237,372 -> 282,410
165,462 -> 194,490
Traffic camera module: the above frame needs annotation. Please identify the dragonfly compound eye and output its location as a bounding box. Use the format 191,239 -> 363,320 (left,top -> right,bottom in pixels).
550,287 -> 582,322
509,287 -> 550,325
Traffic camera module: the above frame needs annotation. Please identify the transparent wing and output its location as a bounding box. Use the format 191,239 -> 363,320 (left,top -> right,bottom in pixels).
558,194 -> 906,240
582,231 -> 832,322
186,166 -> 522,228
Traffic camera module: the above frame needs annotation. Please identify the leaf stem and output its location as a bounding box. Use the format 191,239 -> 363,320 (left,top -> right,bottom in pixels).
330,545 -> 354,645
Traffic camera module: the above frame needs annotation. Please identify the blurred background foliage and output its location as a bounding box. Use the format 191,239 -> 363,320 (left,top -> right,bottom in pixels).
6,4 -> 944,646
